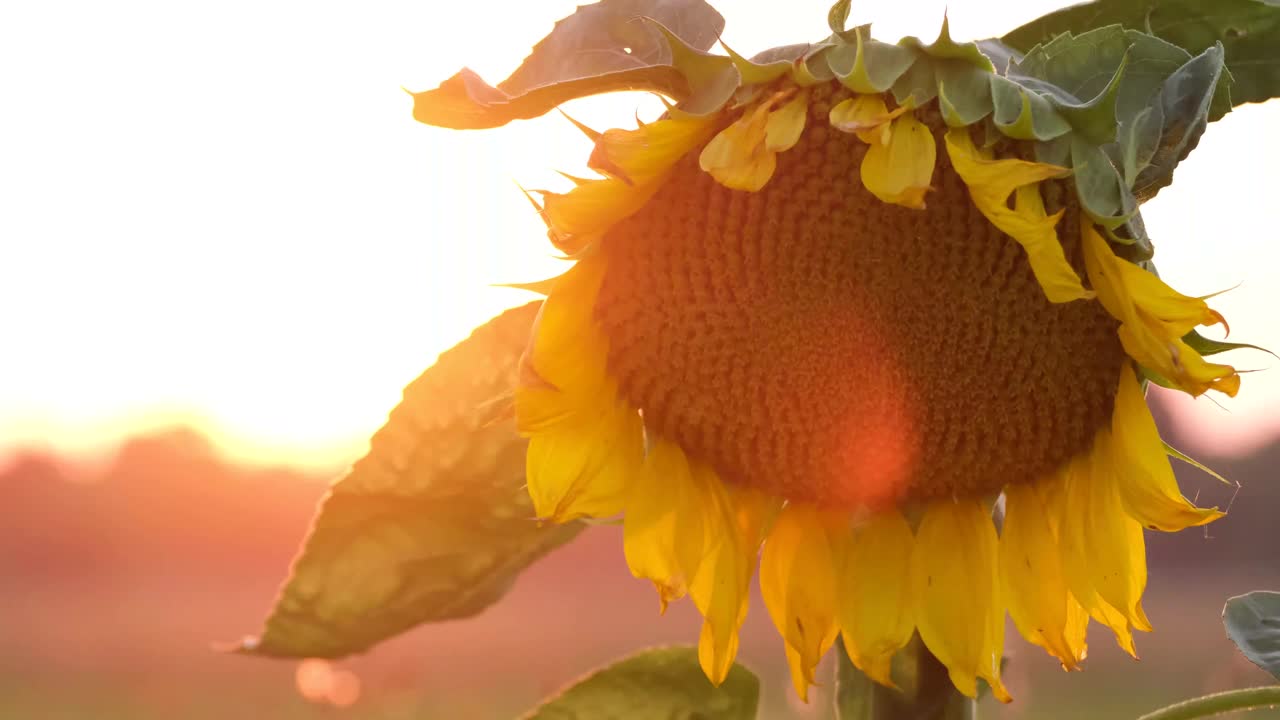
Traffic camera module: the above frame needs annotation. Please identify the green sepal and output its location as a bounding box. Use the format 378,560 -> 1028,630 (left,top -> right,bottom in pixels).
826,25 -> 918,94
648,21 -> 742,115
900,14 -> 996,72
990,75 -> 1072,140
1035,133 -> 1073,166
1105,211 -> 1155,262
828,0 -> 852,36
936,61 -> 995,126
1133,44 -> 1228,201
411,0 -> 724,129
1001,0 -> 1280,113
794,42 -> 840,86
1138,364 -> 1179,391
1116,104 -> 1163,187
891,52 -> 938,107
1011,26 -> 1210,145
1070,135 -> 1137,228
1184,328 -> 1276,359
720,40 -> 792,85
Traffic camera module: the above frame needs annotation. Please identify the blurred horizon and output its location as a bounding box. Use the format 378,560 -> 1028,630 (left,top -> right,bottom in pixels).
3,398 -> 1278,719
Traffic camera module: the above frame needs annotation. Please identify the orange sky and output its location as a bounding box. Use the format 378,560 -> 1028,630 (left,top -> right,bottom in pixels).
3,0 -> 1278,471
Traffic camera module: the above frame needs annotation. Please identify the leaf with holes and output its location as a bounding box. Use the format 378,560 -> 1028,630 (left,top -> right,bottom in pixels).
238,301 -> 584,658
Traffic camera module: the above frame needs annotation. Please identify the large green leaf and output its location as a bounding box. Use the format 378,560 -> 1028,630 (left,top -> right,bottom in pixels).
1002,0 -> 1280,111
523,647 -> 759,720
238,301 -> 583,658
1224,591 -> 1280,680
412,0 -> 724,129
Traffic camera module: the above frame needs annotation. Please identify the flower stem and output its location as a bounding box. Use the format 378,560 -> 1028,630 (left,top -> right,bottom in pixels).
834,636 -> 975,720
1136,687 -> 1280,720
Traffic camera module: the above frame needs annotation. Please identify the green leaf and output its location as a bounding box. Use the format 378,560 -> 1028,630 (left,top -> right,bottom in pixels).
1133,44 -> 1228,200
1002,0 -> 1280,112
1224,591 -> 1280,680
238,302 -> 584,658
412,0 -> 724,129
523,647 -> 760,720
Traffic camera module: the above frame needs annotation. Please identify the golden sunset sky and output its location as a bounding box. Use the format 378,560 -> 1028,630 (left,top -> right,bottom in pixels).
3,0 -> 1277,470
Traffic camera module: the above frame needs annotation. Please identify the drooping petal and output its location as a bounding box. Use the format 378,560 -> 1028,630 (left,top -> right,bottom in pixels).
860,112 -> 936,209
1001,482 -> 1087,669
943,128 -> 1090,303
623,439 -> 711,610
837,509 -> 915,687
760,502 -> 841,700
700,102 -> 776,192
911,499 -> 1010,702
691,483 -> 781,684
1081,223 -> 1240,397
541,178 -> 661,251
829,94 -> 908,144
1057,439 -> 1153,656
765,90 -> 809,153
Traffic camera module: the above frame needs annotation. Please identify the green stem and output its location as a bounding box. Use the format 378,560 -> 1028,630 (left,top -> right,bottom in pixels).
834,636 -> 975,720
1136,687 -> 1280,720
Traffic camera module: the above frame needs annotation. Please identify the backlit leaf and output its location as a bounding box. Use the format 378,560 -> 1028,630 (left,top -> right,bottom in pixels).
413,0 -> 724,129
239,301 -> 583,658
523,647 -> 759,720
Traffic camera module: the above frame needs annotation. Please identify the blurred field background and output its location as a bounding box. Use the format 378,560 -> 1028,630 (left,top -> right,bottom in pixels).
3,393 -> 1277,720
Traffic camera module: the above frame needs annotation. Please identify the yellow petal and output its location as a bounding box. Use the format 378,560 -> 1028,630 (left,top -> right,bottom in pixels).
760,503 -> 841,700
837,509 -> 915,687
1001,483 -> 1086,669
1081,223 -> 1240,397
699,102 -> 776,192
912,499 -> 1009,702
1110,365 -> 1225,531
860,112 -> 936,209
943,128 -> 1089,303
623,439 -> 711,610
524,397 -> 641,522
593,116 -> 718,185
522,254 -> 609,393
691,484 -> 780,684
765,90 -> 809,153
1057,441 -> 1153,655
829,95 -> 907,145
541,178 -> 660,242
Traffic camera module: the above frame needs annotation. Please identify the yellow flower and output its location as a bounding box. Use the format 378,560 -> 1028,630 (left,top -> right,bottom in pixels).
511,78 -> 1241,703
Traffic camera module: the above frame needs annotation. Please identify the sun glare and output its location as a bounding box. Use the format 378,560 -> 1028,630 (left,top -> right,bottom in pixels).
2,0 -> 1278,471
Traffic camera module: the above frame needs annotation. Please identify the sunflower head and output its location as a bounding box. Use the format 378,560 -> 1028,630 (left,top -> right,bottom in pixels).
414,0 -> 1251,703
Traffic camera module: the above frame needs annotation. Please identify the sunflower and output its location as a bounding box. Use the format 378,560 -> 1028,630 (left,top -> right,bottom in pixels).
413,6 -> 1249,704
